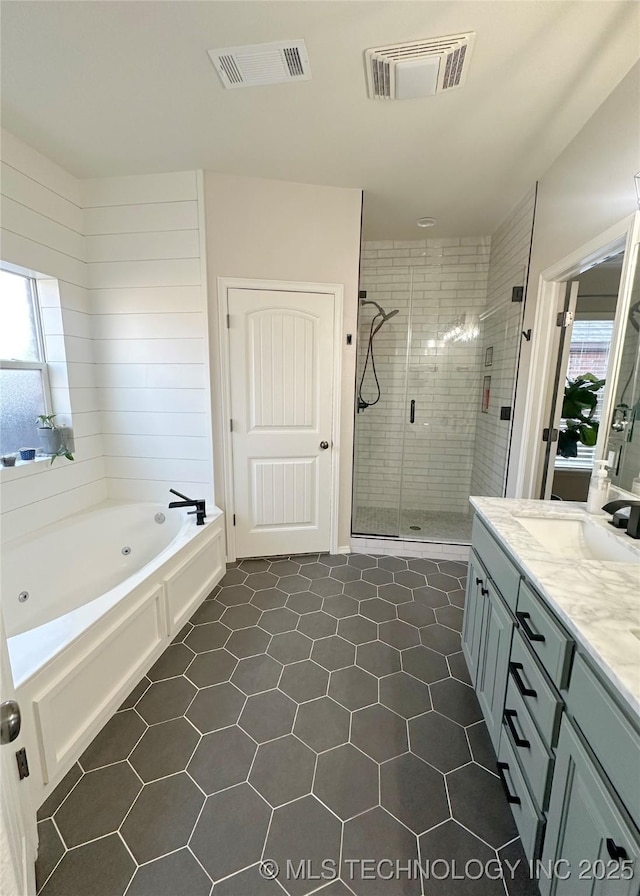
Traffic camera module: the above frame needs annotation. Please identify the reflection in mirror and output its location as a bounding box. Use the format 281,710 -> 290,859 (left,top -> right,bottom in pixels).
607,246 -> 640,494
551,254 -> 623,501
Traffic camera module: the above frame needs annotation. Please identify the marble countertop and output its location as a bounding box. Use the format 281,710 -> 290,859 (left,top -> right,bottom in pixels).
470,497 -> 640,719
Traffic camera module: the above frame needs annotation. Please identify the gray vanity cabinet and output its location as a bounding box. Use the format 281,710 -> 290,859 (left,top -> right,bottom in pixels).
539,717 -> 640,896
475,578 -> 514,750
464,510 -> 640,890
461,551 -> 487,685
462,519 -> 518,749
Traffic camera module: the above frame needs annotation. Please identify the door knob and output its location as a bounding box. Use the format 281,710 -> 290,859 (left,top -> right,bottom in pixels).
320,441 -> 329,450
1,700 -> 21,744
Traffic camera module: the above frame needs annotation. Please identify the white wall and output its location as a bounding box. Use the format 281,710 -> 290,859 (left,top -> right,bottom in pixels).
204,172 -> 362,550
355,237 -> 490,522
0,131 -> 213,545
83,172 -> 213,505
470,188 -> 537,497
0,131 -> 106,542
510,62 -> 640,495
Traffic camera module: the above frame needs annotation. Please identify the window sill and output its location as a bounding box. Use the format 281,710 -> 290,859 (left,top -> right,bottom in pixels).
0,455 -> 56,481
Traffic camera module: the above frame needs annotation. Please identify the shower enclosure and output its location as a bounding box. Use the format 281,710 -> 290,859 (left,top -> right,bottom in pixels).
352,191 -> 536,544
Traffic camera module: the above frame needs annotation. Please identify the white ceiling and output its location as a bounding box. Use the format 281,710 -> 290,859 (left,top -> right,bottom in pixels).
1,1 -> 638,239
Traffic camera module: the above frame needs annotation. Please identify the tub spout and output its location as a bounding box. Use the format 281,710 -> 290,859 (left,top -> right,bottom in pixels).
168,489 -> 206,525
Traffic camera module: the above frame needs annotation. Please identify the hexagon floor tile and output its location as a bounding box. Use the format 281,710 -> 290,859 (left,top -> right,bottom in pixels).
35,554 -> 530,896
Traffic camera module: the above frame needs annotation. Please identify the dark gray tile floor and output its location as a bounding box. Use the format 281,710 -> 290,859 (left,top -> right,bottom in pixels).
35,553 -> 536,896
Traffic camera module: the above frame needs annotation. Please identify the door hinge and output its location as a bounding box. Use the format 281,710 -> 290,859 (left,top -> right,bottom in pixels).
16,747 -> 29,780
233,514 -> 236,526
511,286 -> 524,303
542,428 -> 558,443
226,313 -> 230,328
556,310 -> 574,328
230,419 -> 233,432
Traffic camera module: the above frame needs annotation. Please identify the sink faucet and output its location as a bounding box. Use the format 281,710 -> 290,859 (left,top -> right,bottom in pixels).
602,499 -> 640,540
168,488 -> 206,525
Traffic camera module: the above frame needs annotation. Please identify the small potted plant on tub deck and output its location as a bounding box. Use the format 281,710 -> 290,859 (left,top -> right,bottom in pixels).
35,415 -> 74,463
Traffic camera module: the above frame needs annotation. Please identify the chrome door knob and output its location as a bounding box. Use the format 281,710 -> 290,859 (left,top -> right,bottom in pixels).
320,441 -> 329,450
1,700 -> 21,744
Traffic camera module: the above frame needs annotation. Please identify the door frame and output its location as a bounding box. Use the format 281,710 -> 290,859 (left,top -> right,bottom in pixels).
217,277 -> 344,561
516,211 -> 640,499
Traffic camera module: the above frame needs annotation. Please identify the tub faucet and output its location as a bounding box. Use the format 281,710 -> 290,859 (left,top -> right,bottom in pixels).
602,499 -> 640,539
168,489 -> 206,526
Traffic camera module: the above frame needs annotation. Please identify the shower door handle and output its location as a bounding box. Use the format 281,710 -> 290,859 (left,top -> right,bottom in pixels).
409,400 -> 415,424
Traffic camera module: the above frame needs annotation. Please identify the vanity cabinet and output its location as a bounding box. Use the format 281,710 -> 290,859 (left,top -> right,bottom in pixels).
464,512 -> 640,892
462,543 -> 514,749
539,716 -> 640,896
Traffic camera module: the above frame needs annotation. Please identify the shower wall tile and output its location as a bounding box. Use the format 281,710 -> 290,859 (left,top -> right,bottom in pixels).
355,238 -> 491,520
469,188 -> 536,498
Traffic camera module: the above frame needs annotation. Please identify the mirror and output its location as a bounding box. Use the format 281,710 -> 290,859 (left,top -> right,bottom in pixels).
606,244 -> 640,493
550,254 -> 623,501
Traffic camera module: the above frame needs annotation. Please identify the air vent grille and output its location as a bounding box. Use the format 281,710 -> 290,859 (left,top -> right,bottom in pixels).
208,40 -> 311,89
442,45 -> 467,89
218,55 -> 243,85
365,32 -> 475,100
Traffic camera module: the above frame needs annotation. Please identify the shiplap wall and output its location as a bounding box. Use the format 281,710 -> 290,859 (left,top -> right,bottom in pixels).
0,131 -> 106,542
470,188 -> 536,497
83,172 -> 213,505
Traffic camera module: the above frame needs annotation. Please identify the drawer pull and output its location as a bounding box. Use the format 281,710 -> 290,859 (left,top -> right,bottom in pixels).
516,611 -> 545,643
497,761 -> 521,805
504,709 -> 531,748
606,839 -> 628,862
509,662 -> 537,699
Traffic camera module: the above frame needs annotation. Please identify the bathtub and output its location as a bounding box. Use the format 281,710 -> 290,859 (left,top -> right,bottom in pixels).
1,500 -> 225,808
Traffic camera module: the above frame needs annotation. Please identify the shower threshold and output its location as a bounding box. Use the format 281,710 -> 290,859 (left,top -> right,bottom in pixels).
352,506 -> 473,544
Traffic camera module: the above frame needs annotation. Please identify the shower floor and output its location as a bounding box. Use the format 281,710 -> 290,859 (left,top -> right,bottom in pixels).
353,506 -> 473,544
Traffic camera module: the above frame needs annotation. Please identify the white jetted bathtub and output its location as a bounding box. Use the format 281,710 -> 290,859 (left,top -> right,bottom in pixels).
2,500 -> 225,808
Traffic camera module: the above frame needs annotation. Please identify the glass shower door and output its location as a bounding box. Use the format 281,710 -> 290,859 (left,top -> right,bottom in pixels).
351,282 -> 411,539
399,284 -> 481,543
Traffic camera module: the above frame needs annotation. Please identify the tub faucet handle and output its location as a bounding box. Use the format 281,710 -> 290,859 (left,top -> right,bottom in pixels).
168,489 -> 207,526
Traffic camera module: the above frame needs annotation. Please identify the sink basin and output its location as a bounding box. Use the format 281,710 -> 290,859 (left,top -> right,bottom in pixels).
513,515 -> 640,564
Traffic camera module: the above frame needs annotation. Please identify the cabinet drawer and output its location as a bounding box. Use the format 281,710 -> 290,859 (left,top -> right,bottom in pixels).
517,581 -> 573,689
472,516 -> 520,612
497,731 -> 545,861
567,654 -> 640,821
504,675 -> 554,810
509,629 -> 563,747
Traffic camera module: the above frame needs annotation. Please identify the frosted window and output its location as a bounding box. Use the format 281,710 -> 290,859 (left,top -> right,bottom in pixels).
0,369 -> 45,455
0,269 -> 40,361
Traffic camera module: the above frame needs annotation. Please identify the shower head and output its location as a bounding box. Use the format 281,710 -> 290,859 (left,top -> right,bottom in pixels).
361,299 -> 399,322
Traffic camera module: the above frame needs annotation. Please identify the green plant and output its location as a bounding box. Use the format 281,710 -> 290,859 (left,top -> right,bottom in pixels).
35,414 -> 74,463
557,373 -> 606,458
36,414 -> 58,429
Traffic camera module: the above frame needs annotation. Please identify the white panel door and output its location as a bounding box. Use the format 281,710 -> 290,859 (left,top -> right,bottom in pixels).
1,616 -> 37,896
228,288 -> 335,557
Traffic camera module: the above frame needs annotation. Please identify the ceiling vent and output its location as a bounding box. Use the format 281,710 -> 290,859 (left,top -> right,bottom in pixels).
208,40 -> 311,89
365,32 -> 475,100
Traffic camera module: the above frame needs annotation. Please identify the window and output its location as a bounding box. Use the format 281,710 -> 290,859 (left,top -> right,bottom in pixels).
0,268 -> 52,456
555,318 -> 615,469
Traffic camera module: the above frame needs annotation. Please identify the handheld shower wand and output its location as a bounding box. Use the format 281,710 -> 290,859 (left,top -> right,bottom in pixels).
357,299 -> 400,411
